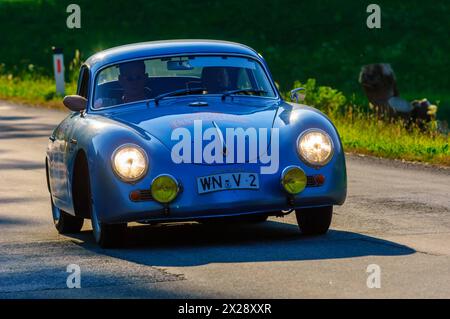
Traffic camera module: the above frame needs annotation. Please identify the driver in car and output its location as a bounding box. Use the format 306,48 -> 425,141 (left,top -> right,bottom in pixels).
118,60 -> 151,103
93,60 -> 151,108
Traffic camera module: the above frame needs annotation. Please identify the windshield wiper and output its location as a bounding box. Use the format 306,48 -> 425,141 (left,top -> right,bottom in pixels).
151,88 -> 206,106
221,89 -> 267,101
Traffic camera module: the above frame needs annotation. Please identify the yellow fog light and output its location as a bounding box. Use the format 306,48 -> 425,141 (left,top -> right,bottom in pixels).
281,166 -> 307,194
151,174 -> 179,203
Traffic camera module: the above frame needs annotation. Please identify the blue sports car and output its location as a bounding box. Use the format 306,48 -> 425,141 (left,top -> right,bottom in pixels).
46,40 -> 347,247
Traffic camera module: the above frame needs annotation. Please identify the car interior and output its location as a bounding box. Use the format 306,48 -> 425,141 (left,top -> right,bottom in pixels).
94,66 -> 256,107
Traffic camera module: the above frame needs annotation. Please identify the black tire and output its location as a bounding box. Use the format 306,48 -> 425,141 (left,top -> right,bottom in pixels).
52,200 -> 84,234
73,157 -> 127,248
90,201 -> 127,248
93,222 -> 127,249
295,206 -> 333,235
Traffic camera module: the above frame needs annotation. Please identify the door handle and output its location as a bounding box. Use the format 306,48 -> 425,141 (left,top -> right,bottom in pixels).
70,138 -> 77,145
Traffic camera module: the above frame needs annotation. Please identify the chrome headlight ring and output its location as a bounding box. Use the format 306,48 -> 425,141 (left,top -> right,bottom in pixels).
296,129 -> 334,167
111,143 -> 149,183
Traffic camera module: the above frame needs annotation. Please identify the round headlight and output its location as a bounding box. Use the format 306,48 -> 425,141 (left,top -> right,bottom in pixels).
297,130 -> 333,166
281,166 -> 307,194
151,174 -> 179,203
112,144 -> 148,182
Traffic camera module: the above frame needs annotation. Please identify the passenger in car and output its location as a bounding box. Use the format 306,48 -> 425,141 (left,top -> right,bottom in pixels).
201,67 -> 231,93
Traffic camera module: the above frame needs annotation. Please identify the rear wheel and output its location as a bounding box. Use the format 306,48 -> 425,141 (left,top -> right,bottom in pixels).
51,199 -> 84,234
295,206 -> 332,235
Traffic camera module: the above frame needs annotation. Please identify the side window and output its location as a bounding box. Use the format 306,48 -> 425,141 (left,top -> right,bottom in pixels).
77,66 -> 90,99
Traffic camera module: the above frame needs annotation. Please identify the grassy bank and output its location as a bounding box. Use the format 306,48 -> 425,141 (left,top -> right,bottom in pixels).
1,76 -> 448,167
333,114 -> 450,166
0,75 -> 75,110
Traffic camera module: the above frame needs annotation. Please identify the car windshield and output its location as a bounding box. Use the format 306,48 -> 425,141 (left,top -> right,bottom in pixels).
93,55 -> 276,108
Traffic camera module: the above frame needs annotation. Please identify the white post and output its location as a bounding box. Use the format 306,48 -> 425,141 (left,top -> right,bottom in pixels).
52,47 -> 65,96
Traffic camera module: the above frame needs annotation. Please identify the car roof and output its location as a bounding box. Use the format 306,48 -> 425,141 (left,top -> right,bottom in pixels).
85,40 -> 261,73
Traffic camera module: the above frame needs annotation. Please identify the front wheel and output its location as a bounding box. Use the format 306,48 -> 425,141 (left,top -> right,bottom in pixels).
295,206 -> 332,235
90,203 -> 127,248
51,199 -> 84,234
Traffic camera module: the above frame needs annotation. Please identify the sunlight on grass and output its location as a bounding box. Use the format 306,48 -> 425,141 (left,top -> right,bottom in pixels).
333,112 -> 450,166
0,75 -> 76,109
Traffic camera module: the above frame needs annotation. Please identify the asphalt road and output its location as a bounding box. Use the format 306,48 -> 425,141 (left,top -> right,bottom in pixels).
0,100 -> 449,298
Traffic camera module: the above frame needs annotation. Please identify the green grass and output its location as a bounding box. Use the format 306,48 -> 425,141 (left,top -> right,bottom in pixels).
0,0 -> 449,121
0,74 -> 76,109
333,113 -> 450,166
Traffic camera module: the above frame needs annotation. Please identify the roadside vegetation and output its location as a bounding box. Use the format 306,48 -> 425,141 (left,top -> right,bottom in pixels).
0,0 -> 448,165
1,75 -> 448,166
336,115 -> 449,166
0,74 -> 75,110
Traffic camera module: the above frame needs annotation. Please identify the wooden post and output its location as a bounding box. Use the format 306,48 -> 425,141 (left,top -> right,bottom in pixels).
52,47 -> 65,96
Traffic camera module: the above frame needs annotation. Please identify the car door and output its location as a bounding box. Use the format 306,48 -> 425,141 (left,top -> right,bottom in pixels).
64,66 -> 91,208
48,116 -> 72,207
48,66 -> 90,212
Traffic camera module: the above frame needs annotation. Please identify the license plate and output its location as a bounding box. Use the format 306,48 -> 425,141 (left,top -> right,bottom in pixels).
197,172 -> 260,194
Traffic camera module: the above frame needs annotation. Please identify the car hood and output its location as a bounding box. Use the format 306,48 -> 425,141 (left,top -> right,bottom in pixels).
109,99 -> 280,164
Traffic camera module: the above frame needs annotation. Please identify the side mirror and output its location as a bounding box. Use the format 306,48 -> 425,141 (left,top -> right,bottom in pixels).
289,87 -> 305,103
63,95 -> 87,112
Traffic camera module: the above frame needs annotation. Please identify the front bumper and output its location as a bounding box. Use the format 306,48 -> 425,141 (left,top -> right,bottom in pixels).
91,152 -> 347,224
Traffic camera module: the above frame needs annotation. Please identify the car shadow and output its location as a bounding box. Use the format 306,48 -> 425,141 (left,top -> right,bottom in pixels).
0,216 -> 31,226
0,159 -> 44,170
0,115 -> 36,121
67,220 -> 415,267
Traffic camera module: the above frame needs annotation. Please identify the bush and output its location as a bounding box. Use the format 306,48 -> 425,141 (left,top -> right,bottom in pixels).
289,78 -> 347,117
68,49 -> 83,83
